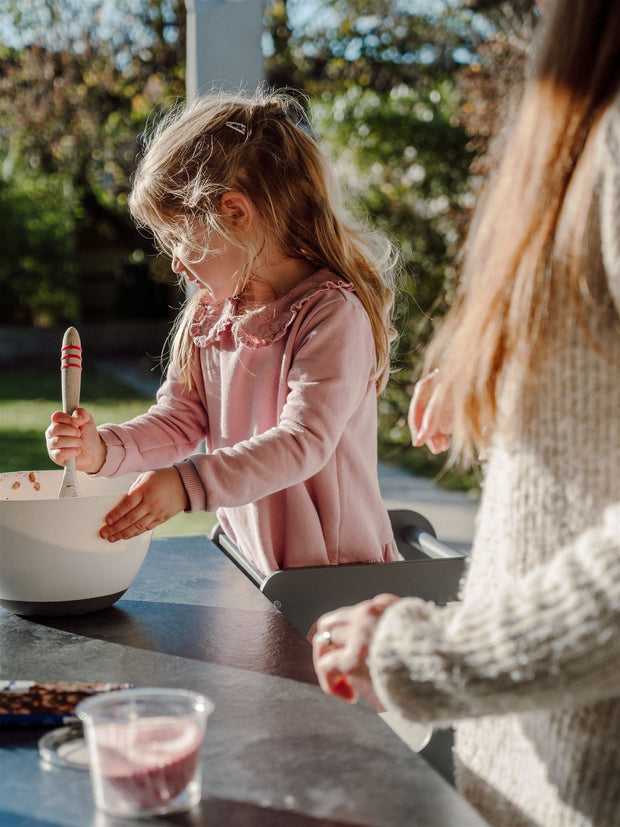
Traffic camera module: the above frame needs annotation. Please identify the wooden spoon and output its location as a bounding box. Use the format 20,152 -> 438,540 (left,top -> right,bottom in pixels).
58,327 -> 82,499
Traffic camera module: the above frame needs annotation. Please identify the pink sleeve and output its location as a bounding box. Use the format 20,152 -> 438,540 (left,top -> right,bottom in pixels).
96,357 -> 209,477
177,295 -> 376,512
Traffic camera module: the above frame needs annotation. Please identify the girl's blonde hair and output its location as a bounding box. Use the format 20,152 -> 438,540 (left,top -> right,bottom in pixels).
129,89 -> 397,392
423,0 -> 620,464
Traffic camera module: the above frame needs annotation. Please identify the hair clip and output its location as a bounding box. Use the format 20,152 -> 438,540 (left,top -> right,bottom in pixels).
225,121 -> 248,136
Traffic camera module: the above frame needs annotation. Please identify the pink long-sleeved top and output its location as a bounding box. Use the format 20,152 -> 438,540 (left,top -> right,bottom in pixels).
97,270 -> 398,575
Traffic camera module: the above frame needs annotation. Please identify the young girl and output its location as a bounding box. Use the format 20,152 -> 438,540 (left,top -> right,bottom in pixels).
46,90 -> 400,576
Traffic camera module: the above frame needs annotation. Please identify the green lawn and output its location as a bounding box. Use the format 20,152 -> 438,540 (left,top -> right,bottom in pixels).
0,366 -> 217,538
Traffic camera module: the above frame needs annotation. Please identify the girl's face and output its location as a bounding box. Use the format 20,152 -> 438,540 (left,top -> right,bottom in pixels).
171,232 -> 246,300
170,192 -> 253,300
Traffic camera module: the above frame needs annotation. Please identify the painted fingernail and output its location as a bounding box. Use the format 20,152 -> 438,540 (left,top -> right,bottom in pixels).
333,678 -> 355,702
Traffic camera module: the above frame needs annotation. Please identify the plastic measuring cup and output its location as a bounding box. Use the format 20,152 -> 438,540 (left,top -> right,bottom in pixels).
77,687 -> 213,818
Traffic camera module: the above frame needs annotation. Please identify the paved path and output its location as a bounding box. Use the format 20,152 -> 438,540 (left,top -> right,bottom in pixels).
97,359 -> 480,552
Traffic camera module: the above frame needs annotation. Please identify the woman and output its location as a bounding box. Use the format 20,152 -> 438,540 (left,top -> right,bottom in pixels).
313,1 -> 620,825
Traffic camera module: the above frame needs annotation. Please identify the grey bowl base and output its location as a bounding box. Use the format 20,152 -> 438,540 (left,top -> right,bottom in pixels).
0,590 -> 127,617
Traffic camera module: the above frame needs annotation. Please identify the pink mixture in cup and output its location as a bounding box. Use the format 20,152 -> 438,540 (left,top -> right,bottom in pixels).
92,716 -> 203,811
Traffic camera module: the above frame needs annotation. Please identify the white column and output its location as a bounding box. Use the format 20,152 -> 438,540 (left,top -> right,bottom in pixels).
185,0 -> 266,102
182,2 -> 265,455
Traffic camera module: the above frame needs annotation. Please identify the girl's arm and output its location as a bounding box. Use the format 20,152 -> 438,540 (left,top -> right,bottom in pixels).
93,362 -> 209,541
175,294 -> 377,512
366,502 -> 620,725
95,357 -> 209,477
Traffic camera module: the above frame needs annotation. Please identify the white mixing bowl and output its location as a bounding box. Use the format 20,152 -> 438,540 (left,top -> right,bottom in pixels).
0,470 -> 152,616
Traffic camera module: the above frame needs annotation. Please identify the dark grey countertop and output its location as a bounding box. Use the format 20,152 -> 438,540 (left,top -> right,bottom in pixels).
0,536 -> 488,826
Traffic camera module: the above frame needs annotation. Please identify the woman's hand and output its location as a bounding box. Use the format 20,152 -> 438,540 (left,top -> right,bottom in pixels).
312,594 -> 401,704
99,468 -> 189,542
45,408 -> 106,473
408,370 -> 453,454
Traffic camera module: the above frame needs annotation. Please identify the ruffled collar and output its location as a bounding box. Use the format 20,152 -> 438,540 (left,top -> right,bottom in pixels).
189,269 -> 355,349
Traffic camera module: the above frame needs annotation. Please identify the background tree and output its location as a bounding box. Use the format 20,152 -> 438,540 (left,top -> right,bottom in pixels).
0,0 -> 537,484
0,0 -> 186,326
265,0 -> 536,483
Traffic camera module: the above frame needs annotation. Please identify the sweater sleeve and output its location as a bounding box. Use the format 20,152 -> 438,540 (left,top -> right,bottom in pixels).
368,502 -> 620,726
175,294 -> 376,512
96,355 -> 209,477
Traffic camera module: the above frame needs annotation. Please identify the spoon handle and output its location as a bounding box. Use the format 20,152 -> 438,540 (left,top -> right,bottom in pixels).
59,327 -> 82,499
61,327 -> 82,416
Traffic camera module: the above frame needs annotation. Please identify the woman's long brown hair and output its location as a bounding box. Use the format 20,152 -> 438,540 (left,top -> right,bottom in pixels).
423,0 -> 620,463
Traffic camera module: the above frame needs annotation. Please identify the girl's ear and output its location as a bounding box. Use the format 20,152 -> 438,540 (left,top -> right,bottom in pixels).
220,191 -> 253,231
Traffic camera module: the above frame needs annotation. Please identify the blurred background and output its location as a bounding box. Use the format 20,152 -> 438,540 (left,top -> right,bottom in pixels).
0,0 -> 539,493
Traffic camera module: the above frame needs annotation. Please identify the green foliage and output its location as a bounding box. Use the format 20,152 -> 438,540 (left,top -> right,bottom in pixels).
267,0 -> 480,94
264,0 -> 533,488
310,83 -> 474,485
0,1 -> 186,327
0,168 -> 78,325
0,0 -> 533,491
312,82 -> 472,368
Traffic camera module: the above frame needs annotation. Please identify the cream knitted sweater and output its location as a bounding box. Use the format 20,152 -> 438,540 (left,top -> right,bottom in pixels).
369,96 -> 620,826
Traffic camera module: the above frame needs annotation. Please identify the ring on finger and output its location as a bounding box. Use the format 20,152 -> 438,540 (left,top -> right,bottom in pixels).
320,629 -> 334,645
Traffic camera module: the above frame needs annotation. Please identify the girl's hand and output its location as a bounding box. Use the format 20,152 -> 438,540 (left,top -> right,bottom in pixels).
408,371 -> 453,454
100,468 -> 189,542
312,594 -> 401,704
45,408 -> 106,473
